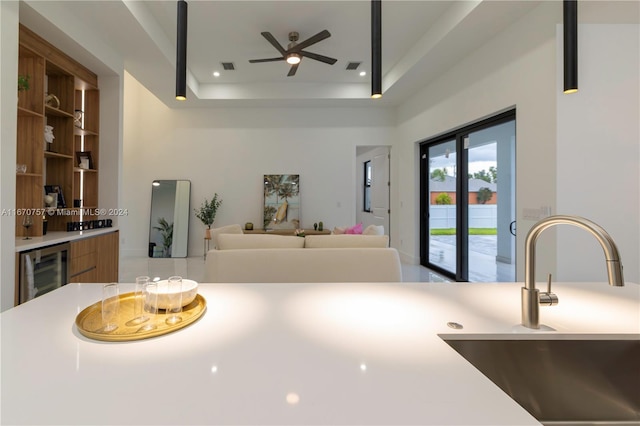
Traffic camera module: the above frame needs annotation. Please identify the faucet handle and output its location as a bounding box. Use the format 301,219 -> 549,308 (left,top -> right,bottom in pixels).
539,273 -> 559,306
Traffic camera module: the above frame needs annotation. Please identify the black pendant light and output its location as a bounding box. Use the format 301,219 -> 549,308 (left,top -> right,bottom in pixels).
563,0 -> 578,94
371,0 -> 382,99
176,0 -> 188,100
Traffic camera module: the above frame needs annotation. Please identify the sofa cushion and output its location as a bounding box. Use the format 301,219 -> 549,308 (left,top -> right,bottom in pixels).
211,224 -> 244,249
363,225 -> 384,235
217,233 -> 305,250
304,234 -> 389,248
205,248 -> 402,283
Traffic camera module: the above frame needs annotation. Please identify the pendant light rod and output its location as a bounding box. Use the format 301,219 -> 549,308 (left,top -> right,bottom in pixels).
563,0 -> 578,94
176,0 -> 188,100
371,0 -> 382,99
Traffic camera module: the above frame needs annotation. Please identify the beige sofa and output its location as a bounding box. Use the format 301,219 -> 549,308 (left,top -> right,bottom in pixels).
204,233 -> 402,283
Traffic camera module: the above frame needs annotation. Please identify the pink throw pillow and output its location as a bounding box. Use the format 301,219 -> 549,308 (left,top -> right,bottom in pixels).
345,223 -> 363,234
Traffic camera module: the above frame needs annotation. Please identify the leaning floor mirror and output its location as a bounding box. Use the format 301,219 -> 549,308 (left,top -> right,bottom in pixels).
149,180 -> 191,258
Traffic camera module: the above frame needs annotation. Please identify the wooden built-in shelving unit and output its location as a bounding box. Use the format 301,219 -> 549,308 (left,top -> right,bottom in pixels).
16,24 -> 101,237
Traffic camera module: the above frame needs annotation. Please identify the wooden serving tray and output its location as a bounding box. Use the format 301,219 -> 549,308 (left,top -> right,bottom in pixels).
75,292 -> 206,342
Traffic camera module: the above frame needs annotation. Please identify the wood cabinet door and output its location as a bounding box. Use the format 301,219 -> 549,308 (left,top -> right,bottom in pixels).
96,231 -> 119,282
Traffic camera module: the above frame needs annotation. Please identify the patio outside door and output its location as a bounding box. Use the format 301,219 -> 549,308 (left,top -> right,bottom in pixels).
420,110 -> 516,282
466,119 -> 516,281
423,139 -> 459,277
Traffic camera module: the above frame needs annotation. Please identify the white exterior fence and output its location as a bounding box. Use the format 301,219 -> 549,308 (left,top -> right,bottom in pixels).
430,205 -> 497,229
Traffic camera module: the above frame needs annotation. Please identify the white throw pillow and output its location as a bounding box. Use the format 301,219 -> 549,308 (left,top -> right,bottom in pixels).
211,224 -> 243,249
333,226 -> 346,234
363,225 -> 384,235
217,233 -> 305,250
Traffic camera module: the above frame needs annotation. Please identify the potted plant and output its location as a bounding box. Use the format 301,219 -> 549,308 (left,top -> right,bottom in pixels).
194,193 -> 222,239
18,75 -> 30,92
153,217 -> 173,257
17,75 -> 30,105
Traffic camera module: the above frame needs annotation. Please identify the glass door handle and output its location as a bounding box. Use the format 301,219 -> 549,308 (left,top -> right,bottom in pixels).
510,220 -> 516,236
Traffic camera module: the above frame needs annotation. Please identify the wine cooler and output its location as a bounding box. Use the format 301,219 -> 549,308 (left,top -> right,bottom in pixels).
19,242 -> 70,304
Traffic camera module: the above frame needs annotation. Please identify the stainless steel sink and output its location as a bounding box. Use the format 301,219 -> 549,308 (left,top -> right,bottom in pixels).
443,339 -> 640,426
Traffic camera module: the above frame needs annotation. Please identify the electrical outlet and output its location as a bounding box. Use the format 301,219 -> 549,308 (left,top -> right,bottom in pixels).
523,206 -> 553,220
523,208 -> 542,220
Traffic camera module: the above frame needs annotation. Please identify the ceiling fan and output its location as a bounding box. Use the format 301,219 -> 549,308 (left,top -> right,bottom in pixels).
249,30 -> 338,76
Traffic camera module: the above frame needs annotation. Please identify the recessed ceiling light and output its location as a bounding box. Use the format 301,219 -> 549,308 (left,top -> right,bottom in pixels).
359,71 -> 367,77
213,71 -> 220,77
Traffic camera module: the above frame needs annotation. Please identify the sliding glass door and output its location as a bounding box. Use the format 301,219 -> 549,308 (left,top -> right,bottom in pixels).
420,110 -> 516,282
424,139 -> 460,276
466,120 -> 516,281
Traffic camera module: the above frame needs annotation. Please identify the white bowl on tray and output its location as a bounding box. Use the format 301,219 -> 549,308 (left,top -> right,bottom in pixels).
148,279 -> 198,309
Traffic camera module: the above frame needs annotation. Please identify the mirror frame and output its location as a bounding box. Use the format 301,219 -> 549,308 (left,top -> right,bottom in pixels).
148,180 -> 191,258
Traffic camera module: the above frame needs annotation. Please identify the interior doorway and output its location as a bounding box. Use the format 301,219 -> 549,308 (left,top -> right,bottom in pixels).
420,111 -> 516,282
356,146 -> 390,235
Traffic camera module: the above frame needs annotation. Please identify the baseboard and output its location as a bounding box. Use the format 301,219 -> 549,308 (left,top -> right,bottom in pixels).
398,249 -> 419,265
120,248 -> 148,258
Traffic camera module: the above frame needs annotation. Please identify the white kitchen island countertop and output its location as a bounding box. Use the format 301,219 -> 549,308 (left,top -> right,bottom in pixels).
1,281 -> 638,425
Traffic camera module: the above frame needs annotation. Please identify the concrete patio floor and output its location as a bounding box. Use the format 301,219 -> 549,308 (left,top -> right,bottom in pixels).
429,235 -> 515,282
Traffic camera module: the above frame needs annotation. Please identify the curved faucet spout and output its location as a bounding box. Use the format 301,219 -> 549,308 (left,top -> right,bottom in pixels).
522,215 -> 624,329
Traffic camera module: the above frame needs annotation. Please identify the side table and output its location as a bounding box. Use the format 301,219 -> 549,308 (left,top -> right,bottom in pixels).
204,237 -> 211,260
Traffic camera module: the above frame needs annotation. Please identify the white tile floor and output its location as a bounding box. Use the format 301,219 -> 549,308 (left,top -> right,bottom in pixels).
119,256 -> 451,283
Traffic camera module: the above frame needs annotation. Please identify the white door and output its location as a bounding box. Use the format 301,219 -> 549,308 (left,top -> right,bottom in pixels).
370,147 -> 390,234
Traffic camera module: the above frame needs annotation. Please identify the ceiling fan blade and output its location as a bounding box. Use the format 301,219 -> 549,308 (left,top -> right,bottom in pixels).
287,63 -> 299,77
261,32 -> 286,55
249,57 -> 285,63
291,29 -> 331,52
300,51 -> 337,65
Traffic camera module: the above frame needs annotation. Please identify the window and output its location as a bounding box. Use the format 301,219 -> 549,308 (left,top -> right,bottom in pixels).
364,161 -> 372,212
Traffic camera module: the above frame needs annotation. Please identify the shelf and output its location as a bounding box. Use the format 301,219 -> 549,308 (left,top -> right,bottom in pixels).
73,167 -> 97,173
16,173 -> 42,178
74,127 -> 98,137
44,151 -> 73,160
17,107 -> 43,118
45,105 -> 74,118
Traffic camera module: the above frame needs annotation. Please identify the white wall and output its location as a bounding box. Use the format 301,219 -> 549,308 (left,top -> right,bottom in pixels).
393,2 -> 639,284
394,2 -> 559,277
556,25 -> 639,283
0,1 -> 20,310
121,72 -> 396,257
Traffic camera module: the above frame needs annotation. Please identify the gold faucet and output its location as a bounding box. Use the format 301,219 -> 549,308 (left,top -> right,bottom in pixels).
522,215 -> 624,329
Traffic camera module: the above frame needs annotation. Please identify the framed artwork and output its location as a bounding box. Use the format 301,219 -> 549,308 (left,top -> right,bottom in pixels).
44,185 -> 66,208
263,174 -> 300,229
76,151 -> 94,170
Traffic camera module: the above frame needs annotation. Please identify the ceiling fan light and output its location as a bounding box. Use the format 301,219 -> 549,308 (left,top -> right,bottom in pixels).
287,53 -> 301,65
